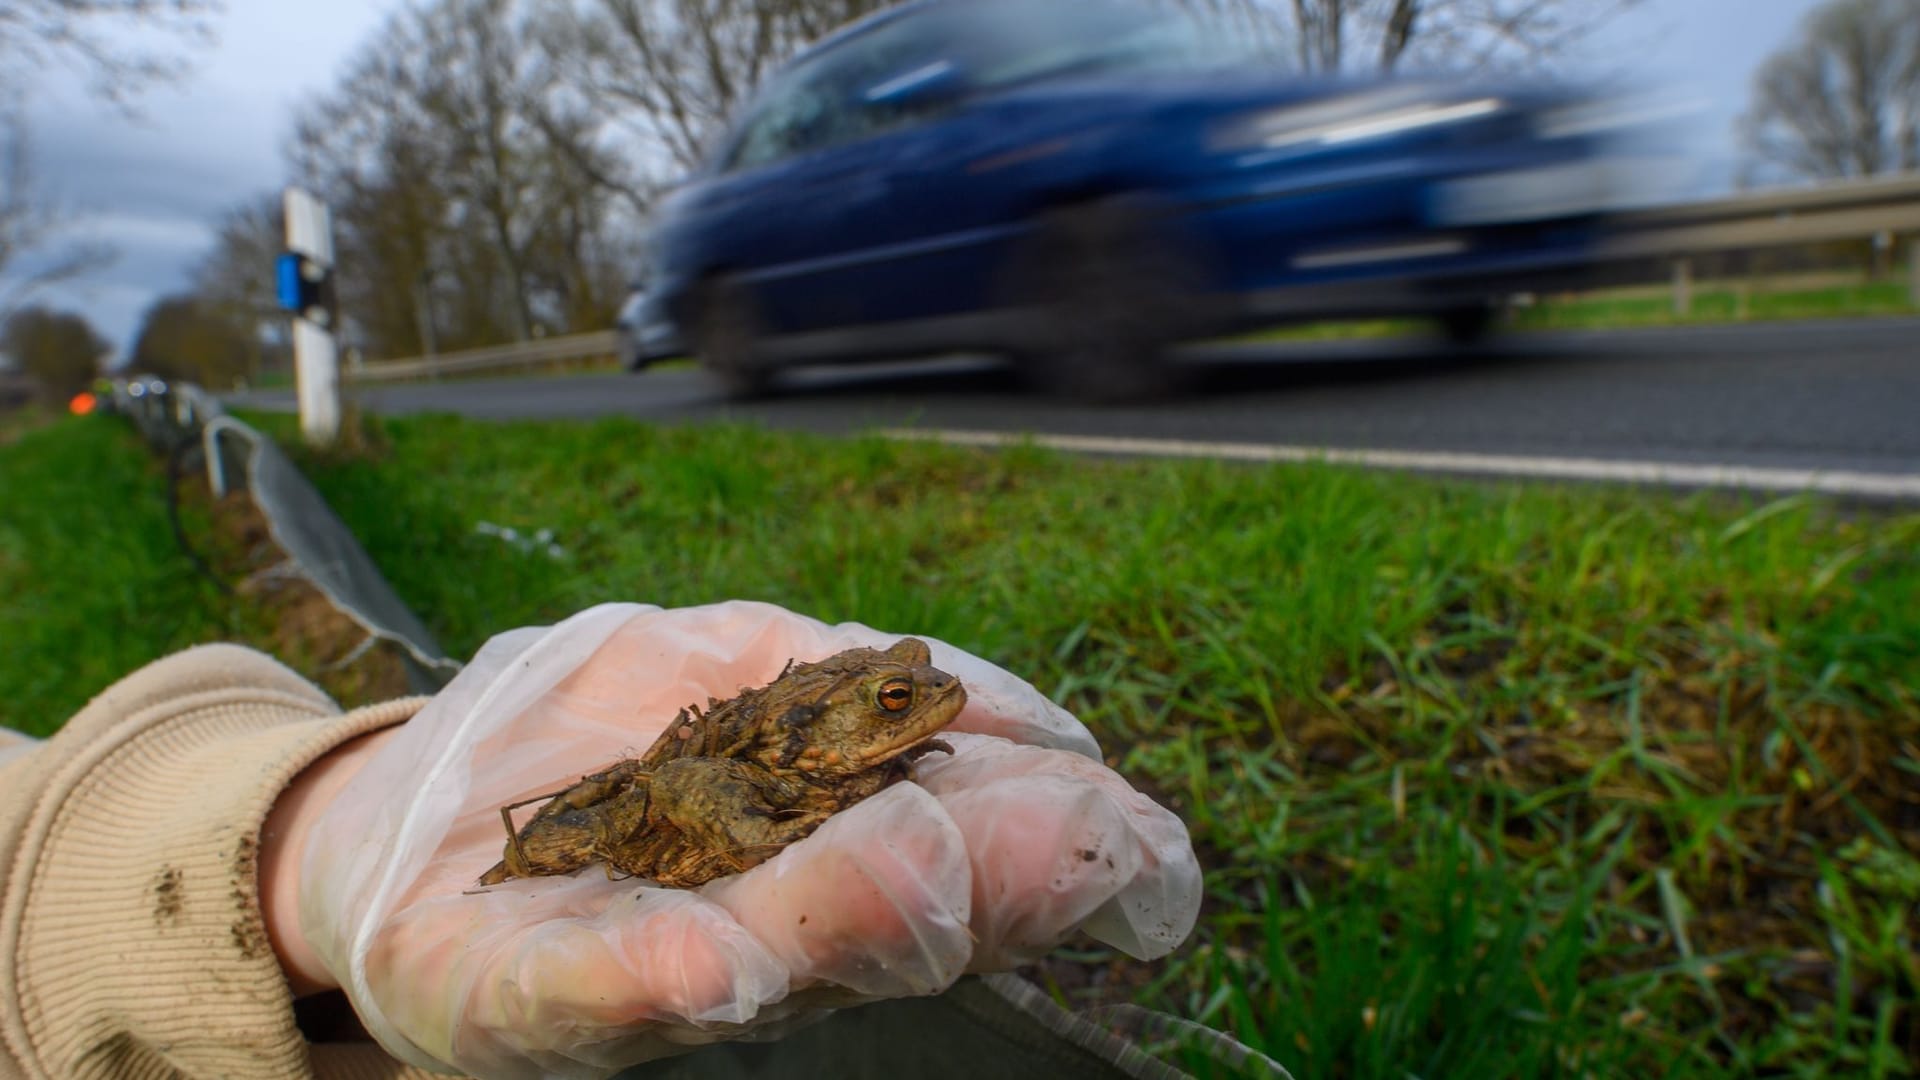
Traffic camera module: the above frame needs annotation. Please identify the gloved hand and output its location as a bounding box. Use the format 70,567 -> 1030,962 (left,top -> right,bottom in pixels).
289,601 -> 1201,1079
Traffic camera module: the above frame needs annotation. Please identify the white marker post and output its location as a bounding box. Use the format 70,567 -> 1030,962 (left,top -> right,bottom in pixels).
284,187 -> 340,446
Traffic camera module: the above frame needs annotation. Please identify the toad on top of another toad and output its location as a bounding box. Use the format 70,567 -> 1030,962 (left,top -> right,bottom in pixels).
476,637 -> 966,889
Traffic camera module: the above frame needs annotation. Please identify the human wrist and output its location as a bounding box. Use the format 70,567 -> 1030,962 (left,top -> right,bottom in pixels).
260,726 -> 398,996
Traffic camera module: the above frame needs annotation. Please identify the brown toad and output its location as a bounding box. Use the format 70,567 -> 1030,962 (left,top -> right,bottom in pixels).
476,637 -> 965,889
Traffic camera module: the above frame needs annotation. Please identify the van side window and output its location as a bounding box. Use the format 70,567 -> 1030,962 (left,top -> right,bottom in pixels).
721,16 -> 962,172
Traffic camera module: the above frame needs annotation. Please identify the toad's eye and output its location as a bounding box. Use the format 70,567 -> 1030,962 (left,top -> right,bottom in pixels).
877,679 -> 914,712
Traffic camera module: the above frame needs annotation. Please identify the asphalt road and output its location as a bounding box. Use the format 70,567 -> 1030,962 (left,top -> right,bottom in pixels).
230,319 -> 1920,494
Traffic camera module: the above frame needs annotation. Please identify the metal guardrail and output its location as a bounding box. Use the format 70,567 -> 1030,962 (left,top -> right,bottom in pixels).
346,330 -> 618,383
338,173 -> 1920,384
110,377 -> 462,690
1599,172 -> 1920,260
1592,172 -> 1920,313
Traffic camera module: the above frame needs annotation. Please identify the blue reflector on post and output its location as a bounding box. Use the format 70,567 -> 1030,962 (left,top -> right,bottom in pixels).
276,252 -> 304,312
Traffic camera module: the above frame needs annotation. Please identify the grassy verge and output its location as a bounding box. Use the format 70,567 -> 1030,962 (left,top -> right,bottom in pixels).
0,416 -> 270,733
0,415 -> 415,733
1257,278 -> 1915,342
1510,280 -> 1917,332
7,410 -> 1919,1075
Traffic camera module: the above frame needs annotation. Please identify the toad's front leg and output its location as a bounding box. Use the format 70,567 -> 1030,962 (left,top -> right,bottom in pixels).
889,738 -> 953,784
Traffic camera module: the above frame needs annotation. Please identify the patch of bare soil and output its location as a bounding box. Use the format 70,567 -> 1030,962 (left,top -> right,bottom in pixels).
197,479 -> 415,708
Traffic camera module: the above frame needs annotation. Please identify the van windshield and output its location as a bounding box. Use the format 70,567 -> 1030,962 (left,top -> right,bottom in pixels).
958,1 -> 1239,88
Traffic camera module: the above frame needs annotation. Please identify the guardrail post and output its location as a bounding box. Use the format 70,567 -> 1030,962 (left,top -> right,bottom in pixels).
1671,258 -> 1692,317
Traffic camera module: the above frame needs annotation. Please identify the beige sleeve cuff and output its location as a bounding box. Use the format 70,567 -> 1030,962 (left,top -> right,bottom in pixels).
0,644 -> 434,1080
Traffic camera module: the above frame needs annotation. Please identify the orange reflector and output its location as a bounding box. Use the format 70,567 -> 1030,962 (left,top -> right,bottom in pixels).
69,391 -> 97,415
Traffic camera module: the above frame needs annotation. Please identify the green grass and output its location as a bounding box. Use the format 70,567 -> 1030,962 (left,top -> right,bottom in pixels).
257,410 -> 1918,1076
247,368 -> 296,391
0,416 -> 276,734
1254,279 -> 1915,342
6,409 -> 1918,1075
1510,281 -> 1918,332
1174,815 -> 1642,1078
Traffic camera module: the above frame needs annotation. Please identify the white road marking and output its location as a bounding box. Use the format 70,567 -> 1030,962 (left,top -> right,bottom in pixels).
881,428 -> 1920,500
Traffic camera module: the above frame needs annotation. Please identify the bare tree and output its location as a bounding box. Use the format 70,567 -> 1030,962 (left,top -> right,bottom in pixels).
1187,0 -> 1642,74
288,0 -> 632,358
0,0 -> 222,319
1,303 -> 106,400
191,193 -> 283,327
188,192 -> 287,375
289,54 -> 458,357
0,105 -> 108,316
0,0 -> 218,102
538,0 -> 888,197
126,293 -> 252,388
1740,0 -> 1920,182
405,0 -> 546,341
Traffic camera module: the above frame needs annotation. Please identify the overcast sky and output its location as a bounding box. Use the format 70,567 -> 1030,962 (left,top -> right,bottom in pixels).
7,0 -> 1829,357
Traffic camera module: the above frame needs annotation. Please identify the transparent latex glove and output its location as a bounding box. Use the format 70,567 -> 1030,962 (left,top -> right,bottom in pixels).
293,601 -> 1201,1080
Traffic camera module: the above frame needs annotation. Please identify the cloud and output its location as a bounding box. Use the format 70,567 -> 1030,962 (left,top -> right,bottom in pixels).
4,138 -> 245,353
2,0 -> 396,350
2,91 -> 272,350
4,197 -> 240,356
